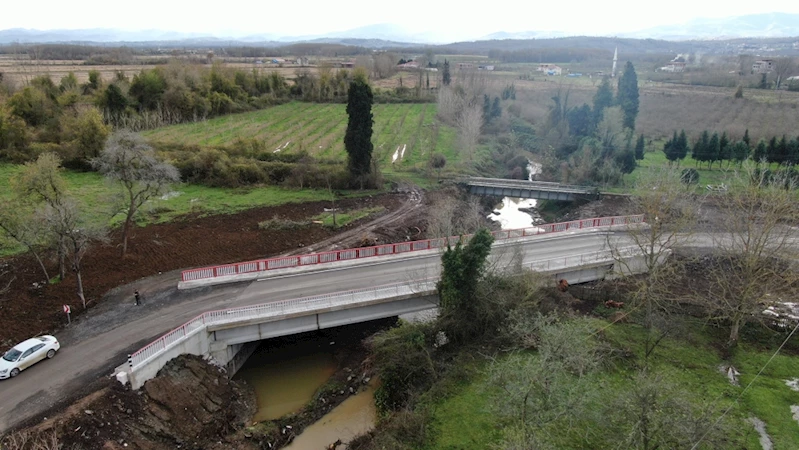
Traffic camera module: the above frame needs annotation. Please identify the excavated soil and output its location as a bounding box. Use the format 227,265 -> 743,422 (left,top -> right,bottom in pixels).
0,192 -> 412,352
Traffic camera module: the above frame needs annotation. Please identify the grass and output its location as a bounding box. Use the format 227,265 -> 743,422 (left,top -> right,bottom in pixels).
423,372 -> 502,450
619,142 -> 791,195
0,163 -> 373,257
142,102 -> 464,182
420,318 -> 799,448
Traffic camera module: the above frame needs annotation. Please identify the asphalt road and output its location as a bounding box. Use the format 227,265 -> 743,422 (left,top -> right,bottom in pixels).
0,229 -> 615,432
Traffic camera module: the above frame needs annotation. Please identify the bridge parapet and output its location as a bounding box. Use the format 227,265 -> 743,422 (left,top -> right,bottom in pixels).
180,215 -> 644,287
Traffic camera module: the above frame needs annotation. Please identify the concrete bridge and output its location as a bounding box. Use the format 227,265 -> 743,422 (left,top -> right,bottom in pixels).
117,228 -> 650,389
464,177 -> 600,201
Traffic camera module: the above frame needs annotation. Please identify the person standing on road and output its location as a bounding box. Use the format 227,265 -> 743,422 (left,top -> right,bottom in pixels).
134,290 -> 141,306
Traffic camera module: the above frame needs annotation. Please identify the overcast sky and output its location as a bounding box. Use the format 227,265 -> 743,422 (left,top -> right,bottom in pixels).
2,1 -> 799,42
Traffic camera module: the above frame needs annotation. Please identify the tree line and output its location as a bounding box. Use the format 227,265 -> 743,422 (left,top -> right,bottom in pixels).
664,128 -> 799,169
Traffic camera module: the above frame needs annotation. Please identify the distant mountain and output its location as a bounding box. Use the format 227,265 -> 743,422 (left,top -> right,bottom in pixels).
620,12 -> 799,40
2,12 -> 798,47
480,30 -> 570,40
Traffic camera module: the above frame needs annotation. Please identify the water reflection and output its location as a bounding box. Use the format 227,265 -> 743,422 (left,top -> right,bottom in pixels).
488,197 -> 539,230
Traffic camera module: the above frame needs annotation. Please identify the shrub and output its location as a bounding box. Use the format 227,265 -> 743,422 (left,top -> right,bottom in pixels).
680,168 -> 699,185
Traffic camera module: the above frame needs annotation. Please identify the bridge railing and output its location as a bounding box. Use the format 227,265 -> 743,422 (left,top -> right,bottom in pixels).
465,177 -> 597,193
130,279 -> 438,369
181,215 -> 645,283
528,246 -> 641,272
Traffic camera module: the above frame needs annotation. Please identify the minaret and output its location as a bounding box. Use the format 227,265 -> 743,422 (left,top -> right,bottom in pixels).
611,47 -> 618,78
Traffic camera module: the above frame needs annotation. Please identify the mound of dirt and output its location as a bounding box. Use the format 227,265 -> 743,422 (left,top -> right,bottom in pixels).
3,355 -> 257,450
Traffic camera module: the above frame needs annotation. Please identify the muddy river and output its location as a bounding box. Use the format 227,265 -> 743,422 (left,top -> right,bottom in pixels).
234,326 -> 380,447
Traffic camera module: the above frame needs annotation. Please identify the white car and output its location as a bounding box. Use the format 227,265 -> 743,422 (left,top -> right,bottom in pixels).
0,335 -> 61,379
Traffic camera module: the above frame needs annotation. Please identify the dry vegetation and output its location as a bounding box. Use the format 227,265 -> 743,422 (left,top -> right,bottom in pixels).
0,55 -> 325,89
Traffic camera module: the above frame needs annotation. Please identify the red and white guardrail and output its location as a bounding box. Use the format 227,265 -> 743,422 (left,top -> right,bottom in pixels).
180,215 -> 645,283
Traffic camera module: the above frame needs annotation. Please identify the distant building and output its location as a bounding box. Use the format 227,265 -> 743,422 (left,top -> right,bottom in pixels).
340,60 -> 356,68
536,64 -> 562,76
660,62 -> 686,72
753,59 -> 774,73
397,61 -> 421,71
478,65 -> 495,71
457,62 -> 476,70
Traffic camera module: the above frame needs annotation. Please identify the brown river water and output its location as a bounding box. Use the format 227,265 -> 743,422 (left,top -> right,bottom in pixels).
233,326 -> 381,447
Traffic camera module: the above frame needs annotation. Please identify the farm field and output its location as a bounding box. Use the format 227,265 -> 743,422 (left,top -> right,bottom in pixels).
143,102 -> 459,176
507,78 -> 799,142
0,55 -> 325,88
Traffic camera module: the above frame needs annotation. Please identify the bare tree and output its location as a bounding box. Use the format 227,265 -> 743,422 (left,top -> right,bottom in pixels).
372,52 -> 397,80
436,86 -> 461,123
772,57 -> 796,90
457,102 -> 483,161
92,130 -> 180,256
609,167 -> 700,361
12,153 -> 70,279
699,163 -> 799,347
425,192 -> 484,239
41,199 -> 107,309
0,199 -> 50,281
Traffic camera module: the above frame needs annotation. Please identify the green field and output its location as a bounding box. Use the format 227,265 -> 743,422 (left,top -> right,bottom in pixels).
0,163 -> 368,256
143,102 -> 459,177
422,319 -> 799,449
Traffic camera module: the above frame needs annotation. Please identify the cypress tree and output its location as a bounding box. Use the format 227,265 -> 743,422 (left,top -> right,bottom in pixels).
617,61 -> 640,130
491,96 -> 502,120
753,139 -> 768,164
678,130 -> 690,160
442,59 -> 451,86
344,70 -> 374,187
634,134 -> 645,160
719,132 -> 730,167
708,133 -> 720,170
663,131 -> 679,163
766,136 -> 778,164
592,77 -> 614,129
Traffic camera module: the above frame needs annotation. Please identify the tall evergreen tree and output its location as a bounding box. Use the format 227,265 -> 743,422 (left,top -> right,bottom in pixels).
708,133 -> 721,169
663,131 -> 680,164
766,136 -> 778,164
693,131 -> 710,168
490,97 -> 502,119
719,132 -> 730,167
677,130 -> 690,160
483,94 -> 491,118
616,61 -> 640,130
592,77 -> 614,129
344,70 -> 374,187
442,59 -> 451,86
753,139 -> 768,164
634,134 -> 645,160
567,104 -> 592,137
731,141 -> 750,166
743,129 -> 751,147
775,135 -> 789,165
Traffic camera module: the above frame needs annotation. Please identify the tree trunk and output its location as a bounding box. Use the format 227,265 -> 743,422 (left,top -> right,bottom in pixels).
76,269 -> 86,309
57,240 -> 66,280
29,249 -> 49,282
122,204 -> 136,257
728,318 -> 741,349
